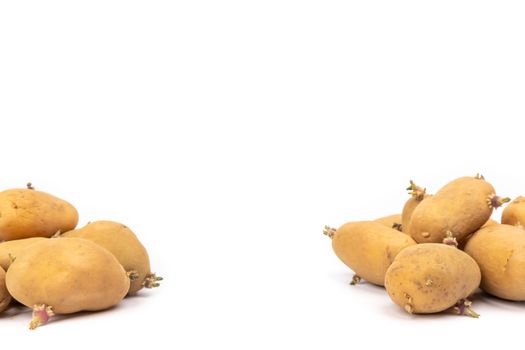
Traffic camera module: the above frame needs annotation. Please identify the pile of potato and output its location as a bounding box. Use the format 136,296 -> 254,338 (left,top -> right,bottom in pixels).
324,174 -> 525,317
0,183 -> 161,329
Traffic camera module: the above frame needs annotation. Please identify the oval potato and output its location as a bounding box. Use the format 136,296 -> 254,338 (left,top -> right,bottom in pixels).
407,176 -> 506,243
6,238 -> 129,328
0,188 -> 78,241
385,244 -> 480,314
328,221 -> 416,286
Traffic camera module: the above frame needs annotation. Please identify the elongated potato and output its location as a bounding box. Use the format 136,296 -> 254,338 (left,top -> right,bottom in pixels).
62,220 -> 161,294
464,224 -> 525,301
385,244 -> 481,315
401,180 -> 431,233
501,196 -> 525,227
0,237 -> 47,271
324,221 -> 416,286
6,238 -> 129,329
0,186 -> 78,241
407,175 -> 509,244
0,266 -> 11,313
374,214 -> 402,231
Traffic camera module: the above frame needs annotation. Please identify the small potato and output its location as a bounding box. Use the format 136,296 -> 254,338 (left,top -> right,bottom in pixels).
0,237 -> 47,271
385,244 -> 481,315
374,214 -> 402,231
0,186 -> 78,241
6,238 -> 129,329
407,175 -> 509,244
501,196 -> 525,226
0,266 -> 11,313
401,180 -> 431,233
62,220 -> 161,294
464,224 -> 525,301
324,221 -> 416,286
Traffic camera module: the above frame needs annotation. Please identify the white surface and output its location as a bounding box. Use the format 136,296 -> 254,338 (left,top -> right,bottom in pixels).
1,1 -> 525,348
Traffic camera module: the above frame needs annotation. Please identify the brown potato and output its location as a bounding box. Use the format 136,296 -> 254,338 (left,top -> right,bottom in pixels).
401,180 -> 431,233
0,186 -> 78,241
464,224 -> 525,301
0,266 -> 11,313
324,221 -> 416,286
501,196 -> 525,226
374,214 -> 402,231
407,175 -> 509,244
62,220 -> 161,294
385,244 -> 481,315
6,238 -> 129,329
0,237 -> 47,271
458,218 -> 499,250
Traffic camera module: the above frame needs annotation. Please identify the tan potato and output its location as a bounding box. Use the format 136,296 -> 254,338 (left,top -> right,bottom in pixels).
374,214 -> 402,231
407,175 -> 509,244
324,221 -> 416,286
62,220 -> 161,294
385,244 -> 481,316
464,224 -> 525,301
0,237 -> 47,271
0,185 -> 78,241
501,196 -> 525,226
0,266 -> 11,313
401,180 -> 431,233
6,238 -> 129,329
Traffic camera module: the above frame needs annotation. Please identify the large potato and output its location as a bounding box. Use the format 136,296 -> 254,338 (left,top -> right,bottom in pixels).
407,175 -> 508,244
0,187 -> 78,241
0,237 -> 47,271
464,224 -> 525,301
385,244 -> 480,315
501,196 -> 525,226
6,238 -> 129,329
62,220 -> 161,294
0,266 -> 11,313
324,221 -> 416,286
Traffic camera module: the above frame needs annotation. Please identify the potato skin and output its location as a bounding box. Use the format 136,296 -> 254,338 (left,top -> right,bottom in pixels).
464,224 -> 525,301
62,220 -> 151,294
0,266 -> 11,313
401,194 -> 431,234
332,221 -> 416,286
0,237 -> 47,271
385,244 -> 480,314
374,214 -> 402,230
6,238 -> 129,314
407,176 -> 496,243
0,189 -> 78,241
501,196 -> 525,226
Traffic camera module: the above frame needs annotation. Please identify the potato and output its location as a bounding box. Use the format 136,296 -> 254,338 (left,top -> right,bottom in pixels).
401,180 -> 431,233
0,185 -> 78,241
501,196 -> 525,226
464,224 -> 525,301
6,238 -> 129,329
62,220 -> 161,294
0,237 -> 47,271
407,175 -> 509,244
324,221 -> 416,286
374,214 -> 402,231
0,266 -> 11,313
385,244 -> 481,316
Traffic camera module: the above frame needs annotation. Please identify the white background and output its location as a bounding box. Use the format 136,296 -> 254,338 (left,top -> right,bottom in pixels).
1,1 -> 524,348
